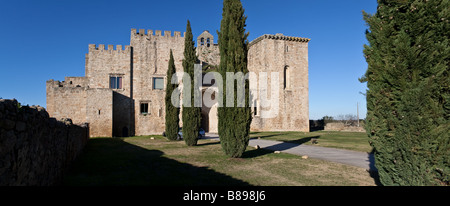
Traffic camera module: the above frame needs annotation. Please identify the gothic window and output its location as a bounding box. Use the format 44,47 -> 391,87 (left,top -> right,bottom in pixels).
284,66 -> 290,90
110,76 -> 122,89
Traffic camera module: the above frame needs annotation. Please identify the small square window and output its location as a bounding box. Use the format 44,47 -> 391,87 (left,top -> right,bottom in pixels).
110,76 -> 122,89
153,77 -> 164,90
140,103 -> 149,114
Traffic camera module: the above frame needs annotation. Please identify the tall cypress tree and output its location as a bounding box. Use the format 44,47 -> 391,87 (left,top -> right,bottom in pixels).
182,20 -> 202,146
362,0 -> 449,185
218,0 -> 252,158
165,50 -> 180,141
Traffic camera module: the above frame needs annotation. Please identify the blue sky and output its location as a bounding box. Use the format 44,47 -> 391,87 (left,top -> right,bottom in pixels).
0,0 -> 377,120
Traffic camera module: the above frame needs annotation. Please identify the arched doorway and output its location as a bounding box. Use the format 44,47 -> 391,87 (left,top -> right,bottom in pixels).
208,104 -> 218,133
201,88 -> 219,133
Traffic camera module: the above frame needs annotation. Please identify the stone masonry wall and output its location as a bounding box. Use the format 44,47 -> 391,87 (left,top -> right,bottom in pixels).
324,122 -> 366,132
85,44 -> 131,137
130,29 -> 185,135
86,89 -> 113,137
46,81 -> 87,124
248,34 -> 310,132
0,99 -> 89,186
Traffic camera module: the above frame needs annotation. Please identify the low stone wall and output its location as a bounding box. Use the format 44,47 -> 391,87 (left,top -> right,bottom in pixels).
0,99 -> 89,186
324,122 -> 366,132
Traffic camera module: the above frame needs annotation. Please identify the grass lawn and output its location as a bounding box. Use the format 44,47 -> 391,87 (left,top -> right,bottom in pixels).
250,131 -> 372,153
63,134 -> 377,186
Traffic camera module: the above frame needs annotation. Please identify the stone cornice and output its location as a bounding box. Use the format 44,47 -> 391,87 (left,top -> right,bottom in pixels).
249,34 -> 310,48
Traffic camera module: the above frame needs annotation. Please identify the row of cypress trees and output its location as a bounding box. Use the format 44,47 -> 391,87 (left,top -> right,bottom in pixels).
165,20 -> 202,146
165,0 -> 251,157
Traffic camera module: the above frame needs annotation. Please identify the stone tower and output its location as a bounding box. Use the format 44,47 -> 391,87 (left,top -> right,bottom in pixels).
129,29 -> 185,136
248,33 -> 310,132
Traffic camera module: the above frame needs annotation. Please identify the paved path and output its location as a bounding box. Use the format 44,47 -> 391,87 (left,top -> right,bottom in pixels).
205,133 -> 376,171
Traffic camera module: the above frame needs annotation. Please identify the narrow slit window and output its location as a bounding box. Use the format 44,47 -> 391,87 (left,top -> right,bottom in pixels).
253,100 -> 258,116
284,66 -> 290,90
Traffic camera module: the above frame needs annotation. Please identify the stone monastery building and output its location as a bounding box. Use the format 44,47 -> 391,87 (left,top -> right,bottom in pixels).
46,29 -> 310,137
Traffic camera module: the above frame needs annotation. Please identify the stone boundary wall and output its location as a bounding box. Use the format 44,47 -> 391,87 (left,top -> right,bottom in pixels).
324,122 -> 366,132
0,99 -> 89,186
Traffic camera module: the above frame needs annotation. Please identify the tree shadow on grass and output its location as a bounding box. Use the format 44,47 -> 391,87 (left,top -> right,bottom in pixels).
251,132 -> 321,145
283,135 -> 321,145
242,147 -> 274,158
245,135 -> 321,159
196,140 -> 221,147
63,138 -> 250,186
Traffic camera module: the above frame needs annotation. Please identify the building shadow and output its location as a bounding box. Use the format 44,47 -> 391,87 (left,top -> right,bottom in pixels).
63,138 -> 250,186
113,92 -> 135,137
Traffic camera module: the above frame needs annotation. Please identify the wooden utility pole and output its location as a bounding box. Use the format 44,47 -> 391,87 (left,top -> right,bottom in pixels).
357,102 -> 360,127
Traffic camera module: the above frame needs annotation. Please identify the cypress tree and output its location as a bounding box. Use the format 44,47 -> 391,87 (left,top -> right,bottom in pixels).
217,0 -> 252,158
165,50 -> 180,141
362,0 -> 449,185
182,20 -> 202,146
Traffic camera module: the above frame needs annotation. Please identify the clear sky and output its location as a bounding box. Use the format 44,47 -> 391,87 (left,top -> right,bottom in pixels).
0,0 -> 377,120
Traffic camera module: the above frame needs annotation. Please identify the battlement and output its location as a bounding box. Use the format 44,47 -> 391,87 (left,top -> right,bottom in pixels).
249,34 -> 310,48
88,44 -> 131,53
47,77 -> 88,88
131,28 -> 185,38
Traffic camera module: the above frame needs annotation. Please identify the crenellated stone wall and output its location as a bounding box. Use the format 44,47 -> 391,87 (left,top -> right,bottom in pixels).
0,99 -> 89,186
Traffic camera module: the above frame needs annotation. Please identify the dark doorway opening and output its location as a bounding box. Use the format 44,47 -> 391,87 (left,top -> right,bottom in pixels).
122,127 -> 129,137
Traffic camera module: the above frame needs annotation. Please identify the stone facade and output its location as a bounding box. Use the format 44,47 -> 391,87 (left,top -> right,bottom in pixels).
46,28 -> 310,137
248,34 -> 310,132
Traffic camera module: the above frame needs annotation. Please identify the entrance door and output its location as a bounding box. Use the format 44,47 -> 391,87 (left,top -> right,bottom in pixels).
122,127 -> 129,137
